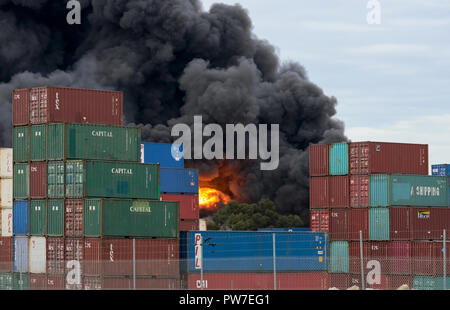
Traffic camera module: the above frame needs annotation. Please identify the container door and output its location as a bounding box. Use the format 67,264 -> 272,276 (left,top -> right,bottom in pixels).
47,123 -> 65,160
13,126 -> 29,162
30,125 -> 47,161
84,199 -> 102,237
47,200 -> 64,236
30,200 -> 46,236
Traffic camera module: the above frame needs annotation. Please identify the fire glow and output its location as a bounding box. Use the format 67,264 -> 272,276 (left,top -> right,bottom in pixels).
199,187 -> 231,211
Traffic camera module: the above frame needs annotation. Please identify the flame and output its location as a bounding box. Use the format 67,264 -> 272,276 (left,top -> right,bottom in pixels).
199,187 -> 231,211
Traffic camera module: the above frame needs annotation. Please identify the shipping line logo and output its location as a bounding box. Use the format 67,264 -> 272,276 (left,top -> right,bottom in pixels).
411,186 -> 441,197
418,211 -> 430,219
92,130 -> 113,137
111,168 -> 133,175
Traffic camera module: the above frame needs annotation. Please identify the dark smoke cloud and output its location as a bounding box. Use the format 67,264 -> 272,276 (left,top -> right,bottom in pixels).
0,0 -> 347,222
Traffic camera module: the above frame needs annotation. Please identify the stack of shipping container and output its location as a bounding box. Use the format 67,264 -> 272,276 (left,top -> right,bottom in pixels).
0,149 -> 13,289
310,141 -> 450,290
10,86 -> 181,290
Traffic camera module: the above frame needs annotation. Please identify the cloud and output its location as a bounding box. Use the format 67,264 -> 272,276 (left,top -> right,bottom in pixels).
344,43 -> 431,55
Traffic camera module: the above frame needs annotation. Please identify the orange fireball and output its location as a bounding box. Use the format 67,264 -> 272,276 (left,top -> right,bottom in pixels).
199,187 -> 231,210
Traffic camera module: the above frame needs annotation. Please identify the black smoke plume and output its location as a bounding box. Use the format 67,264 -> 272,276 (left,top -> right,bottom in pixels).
0,0 -> 347,223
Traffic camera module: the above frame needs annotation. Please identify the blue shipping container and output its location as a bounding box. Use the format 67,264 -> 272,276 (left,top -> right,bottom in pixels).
432,164 -> 450,176
141,142 -> 184,168
257,228 -> 310,232
180,231 -> 328,273
13,201 -> 29,236
13,237 -> 28,273
160,168 -> 199,194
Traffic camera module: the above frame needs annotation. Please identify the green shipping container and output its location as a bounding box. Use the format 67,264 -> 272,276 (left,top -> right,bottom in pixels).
47,123 -> 141,161
329,143 -> 348,175
47,161 -> 65,198
65,161 -> 160,199
13,126 -> 28,162
12,273 -> 28,290
13,163 -> 29,199
369,208 -> 390,240
435,277 -> 450,290
329,241 -> 349,273
47,199 -> 64,236
413,276 -> 437,290
30,200 -> 47,236
30,124 -> 47,161
84,199 -> 179,238
0,273 -> 13,290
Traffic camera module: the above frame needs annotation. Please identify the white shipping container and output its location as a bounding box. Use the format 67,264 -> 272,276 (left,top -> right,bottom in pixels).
29,236 -> 47,274
0,179 -> 13,207
0,148 -> 12,178
0,208 -> 12,236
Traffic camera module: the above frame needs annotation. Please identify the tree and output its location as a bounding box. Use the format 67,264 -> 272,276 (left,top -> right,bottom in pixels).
207,198 -> 304,231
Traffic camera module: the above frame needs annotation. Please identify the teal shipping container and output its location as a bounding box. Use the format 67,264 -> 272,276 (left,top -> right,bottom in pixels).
413,276 -> 437,290
369,208 -> 390,241
329,143 -> 348,175
369,174 -> 390,207
329,241 -> 349,273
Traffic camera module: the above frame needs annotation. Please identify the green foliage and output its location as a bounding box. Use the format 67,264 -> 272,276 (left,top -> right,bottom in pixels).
207,198 -> 304,231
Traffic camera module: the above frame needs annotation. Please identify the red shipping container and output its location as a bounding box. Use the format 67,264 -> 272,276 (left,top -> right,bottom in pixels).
410,207 -> 444,240
0,237 -> 12,272
348,208 -> 369,241
389,241 -> 411,275
13,86 -> 123,126
309,144 -> 329,176
179,219 -> 199,231
349,175 -> 369,208
102,238 -> 133,276
349,273 -> 390,290
29,274 -> 47,290
310,209 -> 329,233
65,199 -> 84,237
349,142 -> 428,175
390,207 -> 411,241
329,208 -> 349,240
47,274 -> 65,290
389,275 -> 412,290
30,162 -> 47,198
433,241 -> 450,276
412,241 -> 435,275
368,242 -> 390,274
309,177 -> 329,209
161,193 -> 199,220
432,208 -> 450,240
276,273 -> 328,290
349,241 -> 369,274
84,276 -> 103,290
84,238 -> 102,276
103,277 -> 180,290
47,237 -> 65,274
134,239 -> 179,278
65,237 -> 84,287
329,176 -> 349,208
187,273 -> 273,290
329,273 -> 350,290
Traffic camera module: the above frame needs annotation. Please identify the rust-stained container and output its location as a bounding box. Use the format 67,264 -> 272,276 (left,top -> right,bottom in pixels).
84,238 -> 101,276
433,241 -> 450,276
102,238 -> 132,276
309,144 -> 329,176
47,237 -> 65,275
310,209 -> 329,233
329,273 -> 350,289
65,199 -> 83,237
309,177 -> 329,209
160,193 -> 199,220
179,219 -> 199,231
368,241 -> 390,274
329,208 -> 349,240
389,241 -> 412,275
329,175 -> 349,208
47,274 -> 65,290
135,239 -> 179,278
349,142 -> 428,175
349,241 -> 369,274
83,276 -> 102,290
409,207 -> 449,240
349,175 -> 369,208
390,207 -> 411,241
348,208 -> 369,241
348,273 -> 391,290
16,86 -> 123,126
103,277 -> 180,290
412,241 -> 435,275
0,237 -> 12,272
65,238 -> 84,288
29,162 -> 47,198
29,274 -> 47,290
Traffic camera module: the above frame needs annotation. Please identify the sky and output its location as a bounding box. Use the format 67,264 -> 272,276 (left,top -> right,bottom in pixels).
201,0 -> 450,170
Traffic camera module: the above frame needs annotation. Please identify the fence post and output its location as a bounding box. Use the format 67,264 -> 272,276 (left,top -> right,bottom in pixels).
360,230 -> 365,290
133,238 -> 136,290
200,236 -> 204,290
273,233 -> 277,290
444,230 -> 447,290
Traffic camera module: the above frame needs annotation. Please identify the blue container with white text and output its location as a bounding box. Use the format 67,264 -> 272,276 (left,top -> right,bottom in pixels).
432,164 -> 450,176
160,168 -> 199,194
140,142 -> 184,168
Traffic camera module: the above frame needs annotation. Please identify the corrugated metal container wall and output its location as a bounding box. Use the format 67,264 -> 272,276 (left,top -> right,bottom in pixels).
29,274 -> 47,290
29,236 -> 46,274
389,275 -> 413,290
65,199 -> 84,237
0,237 -> 12,272
348,208 -> 369,241
432,164 -> 450,176
329,208 -> 349,240
348,273 -> 390,290
389,241 -> 412,275
30,200 -> 46,236
329,176 -> 349,208
329,241 -> 349,273
309,144 -> 329,176
102,238 -> 133,276
0,148 -> 13,178
141,142 -> 184,168
13,236 -> 28,272
410,207 -> 440,240
12,88 -> 29,126
368,241 -> 390,274
349,142 -> 428,175
349,241 -> 369,274
47,274 -> 65,290
65,238 -> 84,276
48,123 -> 141,162
369,174 -> 389,207
27,87 -> 123,125
390,207 -> 411,241
413,276 -> 438,290
433,241 -> 450,276
0,272 -> 13,290
13,163 -> 29,199
309,209 -> 329,233
160,168 -> 199,194
47,161 -> 65,198
1,208 -> 13,237
369,208 -> 390,241
30,162 -> 47,198
84,238 -> 101,276
103,277 -> 180,290
349,175 -> 369,208
179,219 -> 199,231
66,161 -> 160,199
329,273 -> 350,289
13,201 -> 28,236
47,237 -> 65,274
412,241 -> 435,275
30,124 -> 47,161
12,126 -> 28,162
12,272 -> 28,290
135,239 -> 180,277
47,199 -> 64,236
84,276 -> 103,290
309,177 -> 329,209
1,179 -> 13,207
160,193 -> 199,220
329,143 -> 348,175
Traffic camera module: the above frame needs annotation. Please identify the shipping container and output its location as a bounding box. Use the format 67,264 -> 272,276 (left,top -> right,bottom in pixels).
13,163 -> 29,199
84,199 -> 179,238
413,276 -> 437,290
389,241 -> 412,275
329,273 -> 350,290
29,236 -> 46,274
160,168 -> 198,194
13,201 -> 28,236
329,208 -> 349,240
310,209 -> 329,233
47,237 -> 65,275
134,239 -> 179,277
329,241 -> 349,273
389,275 -> 413,290
348,208 -> 369,241
65,199 -> 83,237
329,143 -> 348,175
348,273 -> 391,290
12,272 -> 28,290
433,241 -> 450,276
29,274 -> 47,290
83,276 -> 102,290
30,200 -> 46,236
65,238 -> 84,280
180,231 -> 328,273
83,238 -> 101,276
160,193 -> 199,220
179,219 -> 199,231
30,124 -> 47,161
432,164 -> 450,176
409,207 -> 449,240
47,123 -> 140,162
13,86 -> 123,126
309,177 -> 329,209
309,144 -> 329,176
0,272 -> 13,290
103,276 -> 180,290
65,160 -> 160,199
349,142 -> 428,175
349,175 -> 369,208
329,175 -> 349,208
12,126 -> 28,162
101,238 -> 132,276
412,241 -> 435,275
47,161 -> 65,198
369,174 -> 389,207
368,241 -> 390,274
349,241 -> 369,274
0,148 -> 13,178
390,207 -> 411,241
1,179 -> 13,207
369,208 -> 390,241
0,237 -> 12,272
141,142 -> 184,168
47,199 -> 64,236
0,208 -> 12,237
47,274 -> 65,290
29,162 -> 47,198
13,236 -> 28,273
